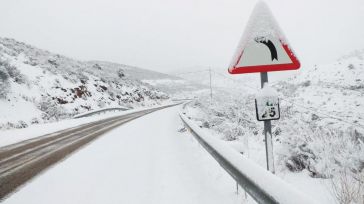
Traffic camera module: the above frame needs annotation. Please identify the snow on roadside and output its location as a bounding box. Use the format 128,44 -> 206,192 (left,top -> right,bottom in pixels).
180,112 -> 319,204
0,103 -> 176,148
183,99 -> 338,204
3,106 -> 241,204
181,48 -> 364,203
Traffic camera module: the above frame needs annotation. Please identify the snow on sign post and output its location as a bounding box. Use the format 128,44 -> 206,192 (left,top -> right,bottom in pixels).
227,1 -> 300,174
255,83 -> 280,121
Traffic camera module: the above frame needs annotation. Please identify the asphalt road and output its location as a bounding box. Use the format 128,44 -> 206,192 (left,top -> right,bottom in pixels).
0,104 -> 177,201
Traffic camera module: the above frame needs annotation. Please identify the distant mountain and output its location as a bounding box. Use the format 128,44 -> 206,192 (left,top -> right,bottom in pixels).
170,67 -> 258,97
0,37 -> 173,129
87,60 -> 206,98
87,60 -> 181,81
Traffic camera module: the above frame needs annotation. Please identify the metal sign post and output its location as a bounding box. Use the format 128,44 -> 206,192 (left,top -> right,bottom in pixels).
260,72 -> 275,173
227,2 -> 300,174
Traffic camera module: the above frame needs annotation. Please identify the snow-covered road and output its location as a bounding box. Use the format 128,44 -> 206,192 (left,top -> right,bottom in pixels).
3,105 -> 240,204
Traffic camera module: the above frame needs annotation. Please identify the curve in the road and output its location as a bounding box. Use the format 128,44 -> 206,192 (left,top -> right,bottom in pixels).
0,105 -> 176,201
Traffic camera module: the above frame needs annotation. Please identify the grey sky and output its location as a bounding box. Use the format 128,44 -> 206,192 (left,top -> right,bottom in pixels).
1,0 -> 364,76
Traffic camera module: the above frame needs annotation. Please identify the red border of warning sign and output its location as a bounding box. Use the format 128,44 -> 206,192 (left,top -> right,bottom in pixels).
228,43 -> 301,74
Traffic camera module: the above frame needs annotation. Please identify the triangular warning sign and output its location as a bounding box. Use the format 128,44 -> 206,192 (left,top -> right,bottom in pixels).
228,2 -> 300,74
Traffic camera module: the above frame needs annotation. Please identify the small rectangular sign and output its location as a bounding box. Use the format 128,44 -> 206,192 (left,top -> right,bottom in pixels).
255,97 -> 280,121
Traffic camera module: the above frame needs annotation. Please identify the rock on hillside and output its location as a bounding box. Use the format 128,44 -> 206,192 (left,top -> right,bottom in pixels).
0,37 -> 170,129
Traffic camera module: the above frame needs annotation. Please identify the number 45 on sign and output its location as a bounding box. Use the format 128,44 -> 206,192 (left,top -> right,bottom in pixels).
255,83 -> 280,121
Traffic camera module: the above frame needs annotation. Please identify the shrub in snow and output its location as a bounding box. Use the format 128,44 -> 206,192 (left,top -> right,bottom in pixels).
330,169 -> 364,204
8,66 -> 27,84
301,80 -> 311,87
348,64 -> 355,70
311,113 -> 320,121
349,84 -> 364,90
0,57 -> 28,85
272,126 -> 282,136
47,58 -> 58,67
3,122 -> 15,129
186,86 -> 364,183
30,117 -> 40,124
92,63 -> 102,70
38,96 -> 65,121
0,61 -> 10,98
187,91 -> 259,142
281,121 -> 364,179
117,69 -> 125,78
226,126 -> 244,141
0,60 -> 10,80
77,72 -> 89,83
285,143 -> 317,176
97,99 -> 106,108
201,121 -> 210,128
23,58 -> 38,66
352,129 -> 364,144
15,120 -> 28,129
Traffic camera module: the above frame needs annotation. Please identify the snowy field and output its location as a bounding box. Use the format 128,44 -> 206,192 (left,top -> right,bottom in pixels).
2,106 -> 243,204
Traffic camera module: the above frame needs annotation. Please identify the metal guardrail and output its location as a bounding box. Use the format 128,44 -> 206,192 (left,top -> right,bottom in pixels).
179,104 -> 319,204
73,107 -> 130,119
74,103 -> 184,119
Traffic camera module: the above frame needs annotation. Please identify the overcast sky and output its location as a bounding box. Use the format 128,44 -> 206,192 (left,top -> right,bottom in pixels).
1,0 -> 364,76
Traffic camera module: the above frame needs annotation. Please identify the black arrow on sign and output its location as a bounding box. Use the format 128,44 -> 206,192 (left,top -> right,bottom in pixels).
254,37 -> 278,61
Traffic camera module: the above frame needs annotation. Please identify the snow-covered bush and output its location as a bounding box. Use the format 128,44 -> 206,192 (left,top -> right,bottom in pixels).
186,85 -> 364,183
37,96 -> 66,121
117,69 -> 125,78
281,123 -> 364,178
15,120 -> 28,129
330,169 -> 364,204
4,62 -> 27,84
187,90 -> 259,141
0,59 -> 10,98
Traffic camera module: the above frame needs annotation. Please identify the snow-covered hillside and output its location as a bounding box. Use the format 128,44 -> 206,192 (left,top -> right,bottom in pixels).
277,49 -> 364,131
142,78 -> 207,97
82,61 -> 205,98
175,68 -> 257,91
184,50 -> 364,203
0,38 -> 172,130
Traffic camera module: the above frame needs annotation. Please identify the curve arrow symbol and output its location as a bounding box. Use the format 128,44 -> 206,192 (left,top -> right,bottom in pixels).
254,37 -> 278,61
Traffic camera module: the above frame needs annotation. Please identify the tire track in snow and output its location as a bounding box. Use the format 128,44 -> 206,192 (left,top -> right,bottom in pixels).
0,105 -> 177,201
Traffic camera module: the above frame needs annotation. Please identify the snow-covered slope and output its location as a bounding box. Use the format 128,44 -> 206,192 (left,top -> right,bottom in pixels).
162,67 -> 258,101
175,68 -> 257,91
276,50 -> 364,130
0,37 -> 171,129
273,51 -> 364,175
84,62 -> 209,98
184,50 -> 364,203
87,60 -> 180,81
